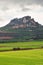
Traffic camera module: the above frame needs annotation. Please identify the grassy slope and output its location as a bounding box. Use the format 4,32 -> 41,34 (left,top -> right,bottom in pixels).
0,41 -> 43,50
0,49 -> 43,65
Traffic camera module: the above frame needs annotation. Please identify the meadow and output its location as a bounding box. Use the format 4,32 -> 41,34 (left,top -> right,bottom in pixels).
0,41 -> 43,50
0,49 -> 43,65
0,41 -> 43,65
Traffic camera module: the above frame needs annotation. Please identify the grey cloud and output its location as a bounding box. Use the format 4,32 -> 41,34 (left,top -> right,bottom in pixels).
2,0 -> 43,11
9,0 -> 43,6
0,0 -> 43,13
0,0 -> 43,6
2,7 -> 9,11
0,0 -> 43,27
21,7 -> 31,12
0,0 -> 43,12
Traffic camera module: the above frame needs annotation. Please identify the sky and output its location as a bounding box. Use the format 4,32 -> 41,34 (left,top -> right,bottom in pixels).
0,0 -> 43,27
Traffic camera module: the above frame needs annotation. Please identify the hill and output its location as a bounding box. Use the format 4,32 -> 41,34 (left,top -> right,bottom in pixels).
0,16 -> 43,42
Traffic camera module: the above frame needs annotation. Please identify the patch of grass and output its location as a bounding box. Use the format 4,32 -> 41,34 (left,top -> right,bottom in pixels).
0,41 -> 43,50
0,49 -> 43,65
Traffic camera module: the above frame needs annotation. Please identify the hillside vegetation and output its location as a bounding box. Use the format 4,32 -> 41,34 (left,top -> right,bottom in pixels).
0,16 -> 43,42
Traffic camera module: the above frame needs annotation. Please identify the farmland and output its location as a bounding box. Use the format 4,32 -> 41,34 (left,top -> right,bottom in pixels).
0,49 -> 43,65
0,41 -> 43,50
0,41 -> 43,65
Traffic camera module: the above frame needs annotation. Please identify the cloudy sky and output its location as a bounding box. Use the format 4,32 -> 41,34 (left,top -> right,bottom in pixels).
0,0 -> 43,27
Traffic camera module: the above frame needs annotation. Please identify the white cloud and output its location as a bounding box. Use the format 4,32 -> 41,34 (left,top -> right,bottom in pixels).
0,0 -> 43,27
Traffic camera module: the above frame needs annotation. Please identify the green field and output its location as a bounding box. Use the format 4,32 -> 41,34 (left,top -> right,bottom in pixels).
0,41 -> 43,65
0,49 -> 43,65
0,41 -> 43,50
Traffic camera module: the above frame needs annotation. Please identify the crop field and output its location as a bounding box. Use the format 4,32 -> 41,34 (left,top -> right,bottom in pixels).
0,41 -> 43,65
0,49 -> 43,65
0,41 -> 43,50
